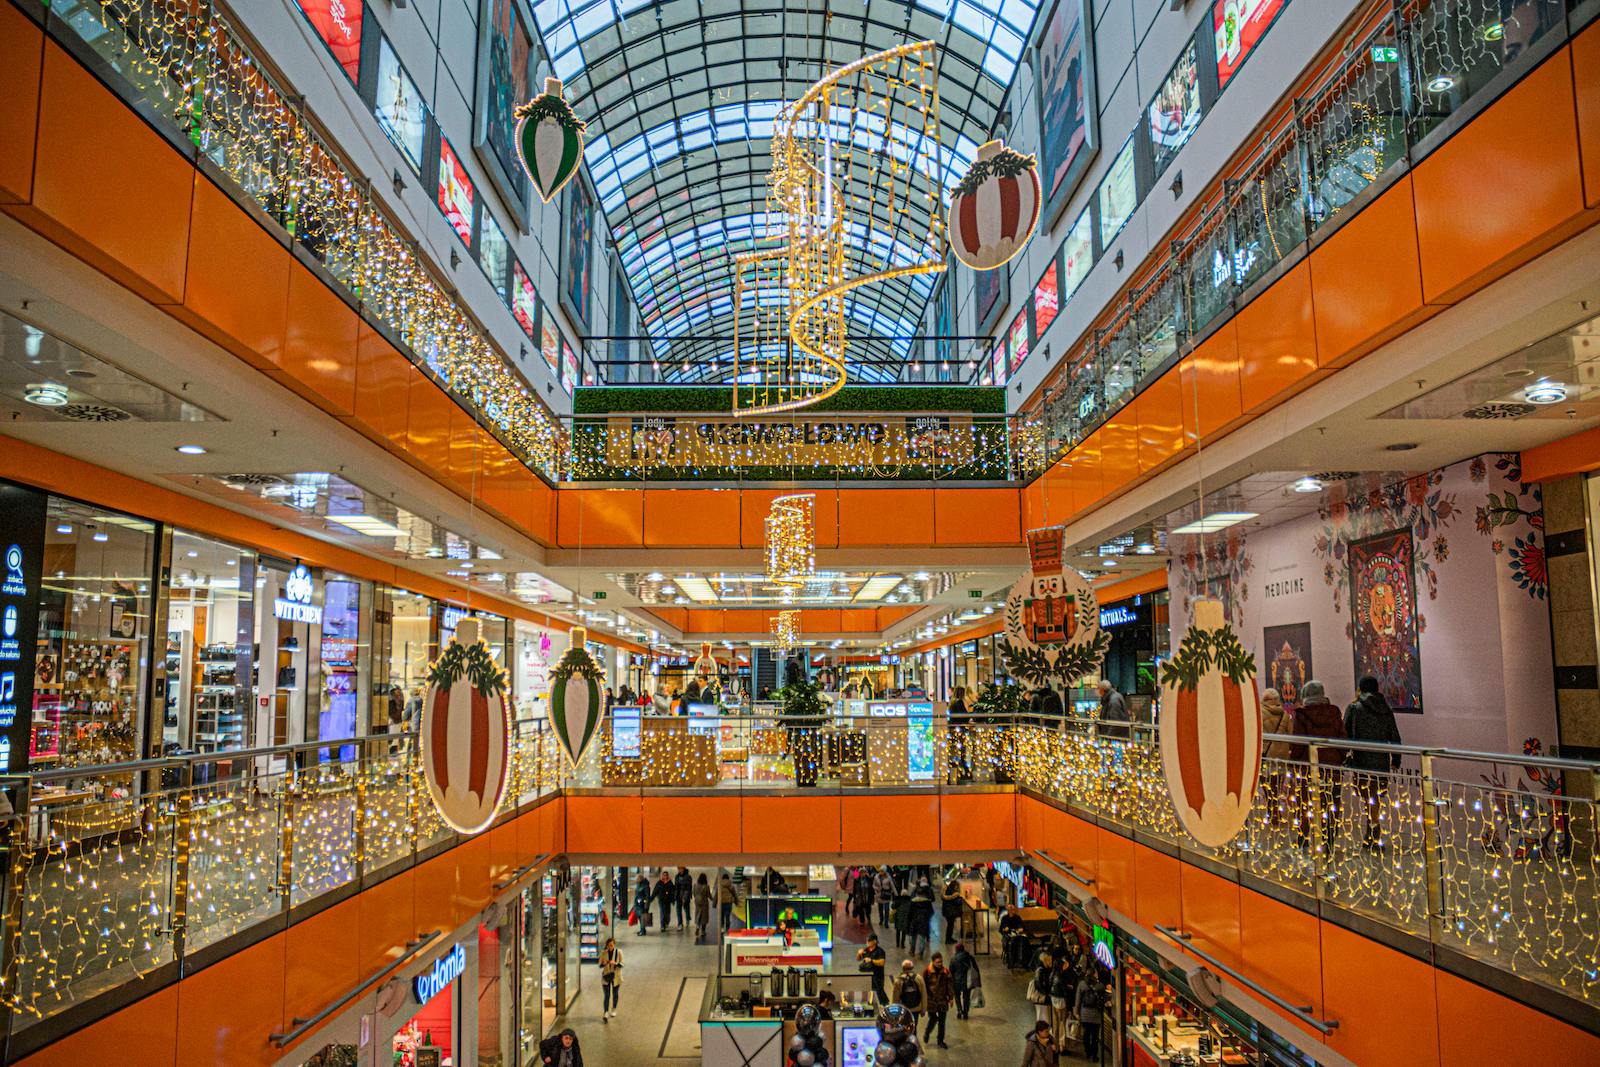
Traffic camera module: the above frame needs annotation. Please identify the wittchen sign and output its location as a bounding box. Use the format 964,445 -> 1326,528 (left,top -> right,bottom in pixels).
273,564 -> 322,624
414,944 -> 466,1005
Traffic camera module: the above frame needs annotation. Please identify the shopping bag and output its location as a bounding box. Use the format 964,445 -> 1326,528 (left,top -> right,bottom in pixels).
1065,1020 -> 1082,1042
971,988 -> 986,1010
627,909 -> 638,926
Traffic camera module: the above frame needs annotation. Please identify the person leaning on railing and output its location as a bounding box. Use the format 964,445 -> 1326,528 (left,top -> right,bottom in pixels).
1288,680 -> 1347,856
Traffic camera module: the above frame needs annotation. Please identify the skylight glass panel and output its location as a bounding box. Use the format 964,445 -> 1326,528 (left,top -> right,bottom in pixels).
982,49 -> 1017,83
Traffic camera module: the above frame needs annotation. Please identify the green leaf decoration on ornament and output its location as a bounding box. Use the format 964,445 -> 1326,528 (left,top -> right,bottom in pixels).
550,644 -> 604,685
1159,623 -> 1256,692
427,638 -> 507,697
513,93 -> 586,133
953,146 -> 1038,199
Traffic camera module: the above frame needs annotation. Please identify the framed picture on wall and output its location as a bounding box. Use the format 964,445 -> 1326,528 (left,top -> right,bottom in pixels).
1033,0 -> 1099,228
473,0 -> 534,215
1348,529 -> 1423,713
562,177 -> 596,331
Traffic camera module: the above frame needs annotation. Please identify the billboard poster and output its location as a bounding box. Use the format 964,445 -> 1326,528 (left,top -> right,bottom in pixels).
1060,207 -> 1093,299
562,337 -> 580,392
1034,261 -> 1059,338
0,484 -> 47,774
974,255 -> 1007,335
1097,138 -> 1137,250
1007,312 -> 1029,373
295,0 -> 363,84
541,318 -> 560,373
476,0 -> 533,205
438,136 -> 476,247
563,179 -> 596,330
1348,529 -> 1422,712
1148,40 -> 1203,178
1034,0 -> 1098,225
907,701 -> 936,781
512,260 -> 537,337
1214,0 -> 1289,89
375,38 -> 427,171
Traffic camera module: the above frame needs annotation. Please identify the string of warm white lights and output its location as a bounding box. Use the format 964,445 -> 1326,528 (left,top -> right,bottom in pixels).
765,494 -> 816,590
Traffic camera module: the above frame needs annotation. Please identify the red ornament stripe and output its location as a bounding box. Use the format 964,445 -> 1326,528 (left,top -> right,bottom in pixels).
1175,687 -> 1206,815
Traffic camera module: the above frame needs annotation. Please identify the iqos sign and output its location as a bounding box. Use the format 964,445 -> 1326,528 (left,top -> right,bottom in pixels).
414,944 -> 466,1006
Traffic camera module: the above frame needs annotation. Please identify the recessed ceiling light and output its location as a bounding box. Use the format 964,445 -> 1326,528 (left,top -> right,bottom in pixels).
92,532 -> 109,542
646,572 -> 665,581
1101,559 -> 1119,568
660,584 -> 676,596
1524,379 -> 1567,405
55,524 -> 72,535
24,382 -> 69,407
1384,442 -> 1419,452
911,572 -> 931,582
1291,476 -> 1325,494
185,550 -> 198,558
1171,512 -> 1258,535
329,514 -> 407,538
1134,543 -> 1156,555
175,444 -> 208,455
1426,73 -> 1457,93
460,561 -> 474,569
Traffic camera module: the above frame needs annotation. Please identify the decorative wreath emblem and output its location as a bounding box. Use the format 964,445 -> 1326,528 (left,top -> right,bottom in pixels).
997,526 -> 1109,686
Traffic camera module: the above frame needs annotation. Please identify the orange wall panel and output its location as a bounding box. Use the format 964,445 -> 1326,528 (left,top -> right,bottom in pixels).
1523,424 -> 1600,482
1413,53 -> 1587,305
406,374 -> 456,480
1101,415 -> 1141,496
644,489 -> 741,547
1578,21 -> 1600,208
21,43 -> 193,304
1182,321 -> 1243,441
0,5 -> 43,204
283,899 -> 360,1048
557,488 -> 646,547
1042,806 -> 1099,878
527,477 -> 557,546
1310,175 -> 1428,366
940,792 -> 1018,852
16,983 -> 179,1067
412,849 -> 466,939
566,795 -> 643,854
643,795 -> 742,854
1238,886 -> 1323,1025
719,609 -> 770,633
477,441 -> 536,531
281,262 -> 358,416
515,796 -> 567,859
1068,433 -> 1104,516
351,325 -> 413,448
176,178 -> 289,368
174,933 -> 286,1067
1022,479 -> 1045,533
357,867 -> 417,978
1040,459 -> 1073,526
1434,969 -> 1600,1065
838,489 -> 935,546
1179,865 -> 1242,971
740,489 -> 839,548
801,609 -> 843,634
842,794 -> 940,853
934,488 -> 1023,545
743,795 -> 842,854
1094,826 -> 1137,917
840,608 -> 877,632
1320,920 -> 1439,1067
1236,260 -> 1319,413
1132,844 -> 1181,933
1134,369 -> 1187,472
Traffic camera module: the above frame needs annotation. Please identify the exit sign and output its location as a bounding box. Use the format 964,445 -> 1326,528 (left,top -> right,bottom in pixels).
967,589 -> 983,598
1370,45 -> 1399,63
592,591 -> 607,600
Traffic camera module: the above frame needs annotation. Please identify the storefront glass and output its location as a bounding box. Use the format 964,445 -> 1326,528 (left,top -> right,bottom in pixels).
377,588 -> 436,731
164,530 -> 256,754
34,497 -> 156,768
315,573 -> 370,752
513,620 -> 557,725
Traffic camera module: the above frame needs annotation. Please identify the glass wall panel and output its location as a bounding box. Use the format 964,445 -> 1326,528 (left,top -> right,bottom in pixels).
165,530 -> 255,754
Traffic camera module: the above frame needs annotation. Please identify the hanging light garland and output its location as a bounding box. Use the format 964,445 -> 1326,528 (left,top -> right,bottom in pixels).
771,610 -> 801,652
765,493 -> 816,589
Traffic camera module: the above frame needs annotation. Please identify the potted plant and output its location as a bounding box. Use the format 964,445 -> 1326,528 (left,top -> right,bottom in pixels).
777,677 -> 829,786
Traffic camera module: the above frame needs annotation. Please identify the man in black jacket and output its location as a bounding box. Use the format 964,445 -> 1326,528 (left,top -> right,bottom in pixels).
652,871 -> 675,931
1344,676 -> 1403,849
674,866 -> 694,930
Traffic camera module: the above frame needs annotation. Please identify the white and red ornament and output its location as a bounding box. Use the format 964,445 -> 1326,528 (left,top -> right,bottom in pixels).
1157,598 -> 1263,848
998,525 -> 1109,686
950,139 -> 1041,271
421,617 -> 511,835
516,77 -> 587,203
547,626 -> 605,766
693,642 -> 720,683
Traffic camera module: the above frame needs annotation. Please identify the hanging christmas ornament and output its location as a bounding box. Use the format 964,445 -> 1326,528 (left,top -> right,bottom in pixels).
1158,598 -> 1262,848
515,77 -> 587,203
693,642 -> 719,683
420,617 -> 511,835
547,626 -> 605,765
999,526 -> 1110,686
950,139 -> 1041,271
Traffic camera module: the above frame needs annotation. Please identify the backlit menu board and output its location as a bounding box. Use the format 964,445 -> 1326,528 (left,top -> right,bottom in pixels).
1214,0 -> 1289,89
295,0 -> 363,84
1034,261 -> 1059,338
438,137 -> 475,247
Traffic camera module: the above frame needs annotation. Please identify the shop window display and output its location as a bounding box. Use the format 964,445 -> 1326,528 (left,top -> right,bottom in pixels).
164,531 -> 256,754
377,588 -> 436,733
33,499 -> 154,768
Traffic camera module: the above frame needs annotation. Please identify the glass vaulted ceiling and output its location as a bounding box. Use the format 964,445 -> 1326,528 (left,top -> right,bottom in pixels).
531,0 -> 1041,382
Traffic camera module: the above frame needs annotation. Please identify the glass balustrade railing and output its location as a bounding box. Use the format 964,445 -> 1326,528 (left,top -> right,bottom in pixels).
2,714 -> 1596,1041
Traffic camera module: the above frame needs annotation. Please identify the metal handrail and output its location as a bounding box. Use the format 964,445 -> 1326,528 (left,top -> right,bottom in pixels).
1155,925 -> 1340,1035
268,930 -> 444,1048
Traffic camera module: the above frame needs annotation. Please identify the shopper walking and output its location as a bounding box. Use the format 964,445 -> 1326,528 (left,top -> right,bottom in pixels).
632,875 -> 652,936
856,933 -> 888,1005
1097,679 -> 1128,738
908,879 -> 935,957
693,872 -> 713,941
893,959 -> 927,1029
1289,680 -> 1347,854
539,1027 -> 584,1067
717,870 -> 739,932
874,867 -> 895,928
1049,958 -> 1075,1048
1028,952 -> 1054,1029
949,941 -> 979,1019
1075,966 -> 1108,1064
1344,675 -> 1404,848
1020,1020 -> 1059,1067
652,871 -> 674,932
921,953 -> 954,1048
674,866 -> 693,929
599,938 -> 623,1021
940,875 -> 964,945
851,868 -> 874,927
1259,688 -> 1294,827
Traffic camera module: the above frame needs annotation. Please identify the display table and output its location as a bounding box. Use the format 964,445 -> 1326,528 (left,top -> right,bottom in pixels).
1125,1017 -> 1249,1066
724,929 -> 825,974
699,964 -> 878,1067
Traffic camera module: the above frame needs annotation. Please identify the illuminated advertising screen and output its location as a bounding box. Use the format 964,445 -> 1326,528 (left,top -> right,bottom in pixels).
1148,40 -> 1202,178
480,210 -> 510,299
541,319 -> 560,373
438,137 -> 475,247
1034,0 -> 1097,223
295,0 -> 363,84
512,261 -> 537,338
561,338 -> 579,391
1061,208 -> 1093,299
1214,0 -> 1289,89
1007,312 -> 1029,373
687,703 -> 720,736
611,704 -> 641,758
867,701 -> 907,718
1034,262 -> 1059,338
839,1024 -> 882,1067
1098,139 -> 1137,249
907,701 -> 936,781
375,38 -> 427,171
990,337 -> 1007,386
479,0 -> 534,198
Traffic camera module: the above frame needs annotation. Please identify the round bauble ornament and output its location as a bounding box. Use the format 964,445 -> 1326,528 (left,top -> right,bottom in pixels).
950,139 -> 1041,271
999,525 -> 1111,686
515,78 -> 586,203
547,626 -> 606,766
874,1043 -> 897,1066
1158,598 -> 1263,847
420,618 -> 511,835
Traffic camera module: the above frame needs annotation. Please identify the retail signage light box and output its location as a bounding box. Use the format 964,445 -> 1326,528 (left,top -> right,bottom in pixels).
273,564 -> 322,624
414,943 -> 466,1006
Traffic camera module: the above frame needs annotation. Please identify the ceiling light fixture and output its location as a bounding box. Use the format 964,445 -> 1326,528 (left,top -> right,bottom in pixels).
1170,511 -> 1258,535
175,444 -> 208,455
856,574 -> 903,602
92,532 -> 109,543
765,494 -> 816,590
1426,73 -> 1457,93
1134,542 -> 1156,555
1291,476 -> 1325,494
55,524 -> 72,535
675,576 -> 718,603
24,382 -> 69,407
1524,379 -> 1567,405
329,514 -> 408,538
